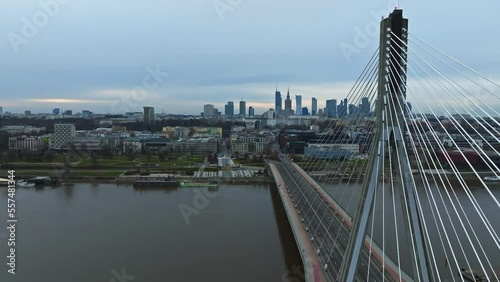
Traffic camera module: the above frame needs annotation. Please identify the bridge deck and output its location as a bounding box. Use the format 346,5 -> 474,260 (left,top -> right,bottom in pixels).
269,158 -> 413,281
270,163 -> 328,282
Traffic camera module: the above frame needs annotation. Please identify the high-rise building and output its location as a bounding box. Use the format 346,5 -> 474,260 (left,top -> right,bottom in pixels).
337,99 -> 348,118
302,107 -> 309,116
311,98 -> 317,115
359,97 -> 371,116
239,100 -> 246,117
318,108 -> 323,118
52,108 -> 60,116
326,99 -> 337,117
295,95 -> 302,116
0,106 -> 3,115
275,90 -> 282,117
248,106 -> 255,117
225,101 -> 234,117
53,124 -> 75,149
143,106 -> 155,125
284,88 -> 292,117
348,104 -> 358,116
204,104 -> 214,118
64,110 -> 72,116
24,110 -> 31,118
82,110 -> 92,118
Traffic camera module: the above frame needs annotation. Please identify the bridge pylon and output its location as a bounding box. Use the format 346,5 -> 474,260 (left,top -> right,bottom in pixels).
338,9 -> 430,282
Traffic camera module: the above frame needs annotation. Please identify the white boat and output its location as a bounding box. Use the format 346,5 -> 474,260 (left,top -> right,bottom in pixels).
483,175 -> 500,182
17,180 -> 36,188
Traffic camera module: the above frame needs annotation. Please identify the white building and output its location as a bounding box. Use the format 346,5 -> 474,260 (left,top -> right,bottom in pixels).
9,136 -> 44,151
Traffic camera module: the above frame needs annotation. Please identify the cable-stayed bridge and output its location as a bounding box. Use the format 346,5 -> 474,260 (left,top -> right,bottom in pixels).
269,9 -> 500,282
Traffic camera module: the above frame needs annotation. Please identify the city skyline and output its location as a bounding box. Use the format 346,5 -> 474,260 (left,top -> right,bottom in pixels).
1,1 -> 499,115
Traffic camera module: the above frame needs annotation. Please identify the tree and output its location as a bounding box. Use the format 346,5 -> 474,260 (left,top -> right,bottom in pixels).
0,152 -> 8,168
159,151 -> 167,161
90,152 -> 98,168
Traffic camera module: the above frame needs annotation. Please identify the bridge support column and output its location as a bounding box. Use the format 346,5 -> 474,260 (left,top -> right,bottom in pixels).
339,9 -> 430,282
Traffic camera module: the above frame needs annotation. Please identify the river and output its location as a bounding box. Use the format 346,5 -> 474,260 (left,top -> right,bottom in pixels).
0,183 -> 303,282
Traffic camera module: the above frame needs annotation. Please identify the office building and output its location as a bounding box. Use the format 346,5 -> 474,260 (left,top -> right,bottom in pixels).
275,90 -> 282,117
52,108 -> 60,116
239,100 -> 246,117
52,124 -> 75,149
64,110 -> 72,116
284,89 -> 292,117
82,110 -> 93,118
302,107 -> 309,116
326,99 -> 337,117
348,104 -> 358,116
143,106 -> 155,125
295,95 -> 302,116
204,104 -> 214,118
359,97 -> 371,116
311,98 -> 317,115
225,101 -> 234,117
248,106 -> 255,117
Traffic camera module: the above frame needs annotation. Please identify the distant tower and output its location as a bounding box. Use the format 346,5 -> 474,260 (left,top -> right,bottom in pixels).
295,95 -> 302,116
204,104 -> 214,118
248,106 -> 255,117
326,99 -> 337,117
225,101 -> 234,117
360,97 -> 371,116
275,88 -> 282,117
284,88 -> 292,117
311,97 -> 317,115
143,106 -> 155,125
239,100 -> 246,117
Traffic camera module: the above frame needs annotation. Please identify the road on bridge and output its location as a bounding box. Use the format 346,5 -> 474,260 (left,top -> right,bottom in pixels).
273,157 -> 394,281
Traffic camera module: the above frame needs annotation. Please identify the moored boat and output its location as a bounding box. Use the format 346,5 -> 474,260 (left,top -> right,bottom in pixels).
179,181 -> 219,188
133,177 -> 179,188
17,180 -> 36,188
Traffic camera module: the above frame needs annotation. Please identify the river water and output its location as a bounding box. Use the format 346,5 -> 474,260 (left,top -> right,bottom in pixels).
322,180 -> 500,280
0,184 -> 303,282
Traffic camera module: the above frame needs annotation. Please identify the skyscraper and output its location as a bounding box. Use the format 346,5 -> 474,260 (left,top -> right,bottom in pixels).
143,106 -> 154,125
225,101 -> 234,117
284,88 -> 292,117
326,99 -> 337,117
337,99 -> 348,118
52,108 -> 60,116
295,95 -> 302,116
275,90 -> 282,117
302,107 -> 309,116
204,104 -> 214,118
239,100 -> 246,117
311,98 -> 317,115
359,97 -> 371,116
248,106 -> 255,117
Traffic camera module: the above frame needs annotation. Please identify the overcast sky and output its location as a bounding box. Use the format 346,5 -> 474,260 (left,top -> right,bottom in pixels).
1,0 -> 499,115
